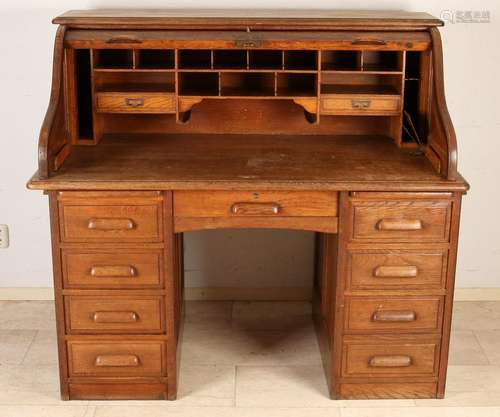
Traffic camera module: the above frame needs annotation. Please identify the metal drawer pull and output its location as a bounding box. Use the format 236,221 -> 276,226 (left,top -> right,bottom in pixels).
351,99 -> 371,109
231,202 -> 281,215
372,310 -> 417,322
125,97 -> 145,107
92,311 -> 139,323
90,265 -> 137,278
369,355 -> 412,368
235,40 -> 263,48
376,218 -> 423,231
95,354 -> 140,367
373,265 -> 418,278
87,218 -> 135,231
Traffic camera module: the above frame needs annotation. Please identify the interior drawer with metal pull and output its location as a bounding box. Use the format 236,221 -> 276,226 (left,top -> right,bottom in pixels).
320,94 -> 401,116
174,190 -> 338,217
65,296 -> 164,334
96,92 -> 175,114
342,336 -> 440,378
67,340 -> 165,377
350,199 -> 452,242
346,249 -> 447,291
58,192 -> 163,243
344,296 -> 444,333
61,249 -> 163,289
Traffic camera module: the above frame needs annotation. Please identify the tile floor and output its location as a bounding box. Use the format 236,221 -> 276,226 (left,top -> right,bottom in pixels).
1,300 -> 500,416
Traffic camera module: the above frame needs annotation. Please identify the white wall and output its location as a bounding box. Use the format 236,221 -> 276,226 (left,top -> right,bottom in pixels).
0,0 -> 499,291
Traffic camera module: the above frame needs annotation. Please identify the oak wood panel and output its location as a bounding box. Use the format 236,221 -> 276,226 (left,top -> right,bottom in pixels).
339,382 -> 437,399
342,336 -> 440,378
67,340 -> 165,377
344,296 -> 443,333
61,249 -> 164,289
351,199 -> 452,242
58,192 -> 164,243
69,382 -> 168,400
28,135 -> 469,192
346,249 -> 447,291
174,190 -> 338,217
65,296 -> 164,334
96,92 -> 176,114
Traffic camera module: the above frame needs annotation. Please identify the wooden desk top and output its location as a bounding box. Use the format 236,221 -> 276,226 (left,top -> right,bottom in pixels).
53,9 -> 443,30
28,134 -> 467,192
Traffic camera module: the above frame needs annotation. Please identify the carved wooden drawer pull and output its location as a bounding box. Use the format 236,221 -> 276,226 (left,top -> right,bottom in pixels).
376,218 -> 423,231
372,310 -> 417,322
373,265 -> 418,278
235,40 -> 263,48
94,354 -> 140,367
106,36 -> 142,44
369,355 -> 412,368
92,311 -> 139,323
87,218 -> 136,231
351,39 -> 387,46
90,265 -> 137,278
231,202 -> 281,215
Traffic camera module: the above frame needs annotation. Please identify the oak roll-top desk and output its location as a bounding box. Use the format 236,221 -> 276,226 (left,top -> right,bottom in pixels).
28,10 -> 469,401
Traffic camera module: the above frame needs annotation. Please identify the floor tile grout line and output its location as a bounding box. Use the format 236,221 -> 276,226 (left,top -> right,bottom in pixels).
472,330 -> 493,366
19,329 -> 38,365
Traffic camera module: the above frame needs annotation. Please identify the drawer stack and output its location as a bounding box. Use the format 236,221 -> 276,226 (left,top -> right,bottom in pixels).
335,192 -> 458,399
51,191 -> 176,400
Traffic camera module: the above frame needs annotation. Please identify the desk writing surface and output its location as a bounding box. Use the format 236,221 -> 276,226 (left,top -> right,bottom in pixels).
28,134 -> 467,191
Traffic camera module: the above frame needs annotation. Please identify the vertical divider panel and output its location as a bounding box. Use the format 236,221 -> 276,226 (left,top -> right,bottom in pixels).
316,50 -> 322,124
174,49 -> 180,123
392,51 -> 407,146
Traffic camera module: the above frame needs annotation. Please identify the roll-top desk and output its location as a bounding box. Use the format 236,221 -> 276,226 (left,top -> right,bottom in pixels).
28,10 -> 469,401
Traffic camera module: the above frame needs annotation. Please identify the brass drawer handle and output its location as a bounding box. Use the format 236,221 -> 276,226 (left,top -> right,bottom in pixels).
106,36 -> 142,44
95,354 -> 140,367
372,310 -> 417,322
373,265 -> 418,278
125,97 -> 145,107
235,40 -> 263,48
231,202 -> 281,215
352,39 -> 387,46
90,265 -> 137,278
351,99 -> 371,109
376,218 -> 423,231
92,311 -> 139,323
369,355 -> 412,368
87,218 -> 135,231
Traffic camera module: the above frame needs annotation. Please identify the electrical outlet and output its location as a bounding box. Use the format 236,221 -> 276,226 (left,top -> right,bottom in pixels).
0,225 -> 9,249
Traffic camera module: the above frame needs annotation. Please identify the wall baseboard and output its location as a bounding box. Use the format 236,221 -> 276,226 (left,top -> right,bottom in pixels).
1,287 -> 500,301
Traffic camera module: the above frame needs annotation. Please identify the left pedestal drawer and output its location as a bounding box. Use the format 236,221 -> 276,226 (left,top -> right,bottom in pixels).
65,296 -> 165,334
68,340 -> 166,377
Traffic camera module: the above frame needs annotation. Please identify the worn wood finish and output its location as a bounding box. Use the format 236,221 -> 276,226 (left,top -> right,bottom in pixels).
30,10 -> 466,401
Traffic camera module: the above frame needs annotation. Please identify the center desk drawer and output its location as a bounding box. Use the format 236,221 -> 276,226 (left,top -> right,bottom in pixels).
65,296 -> 164,334
62,250 -> 163,289
174,191 -> 338,217
344,296 -> 444,333
351,198 -> 452,242
96,92 -> 176,114
68,340 -> 165,377
321,94 -> 401,116
58,192 -> 163,243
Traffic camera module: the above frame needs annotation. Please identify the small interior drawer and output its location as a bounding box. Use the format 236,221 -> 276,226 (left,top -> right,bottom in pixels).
320,94 -> 401,116
351,199 -> 452,242
96,92 -> 175,114
342,336 -> 440,378
68,340 -> 165,377
174,190 -> 338,217
62,249 -> 163,289
344,296 -> 444,333
65,296 -> 164,334
58,192 -> 163,243
347,249 -> 447,291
